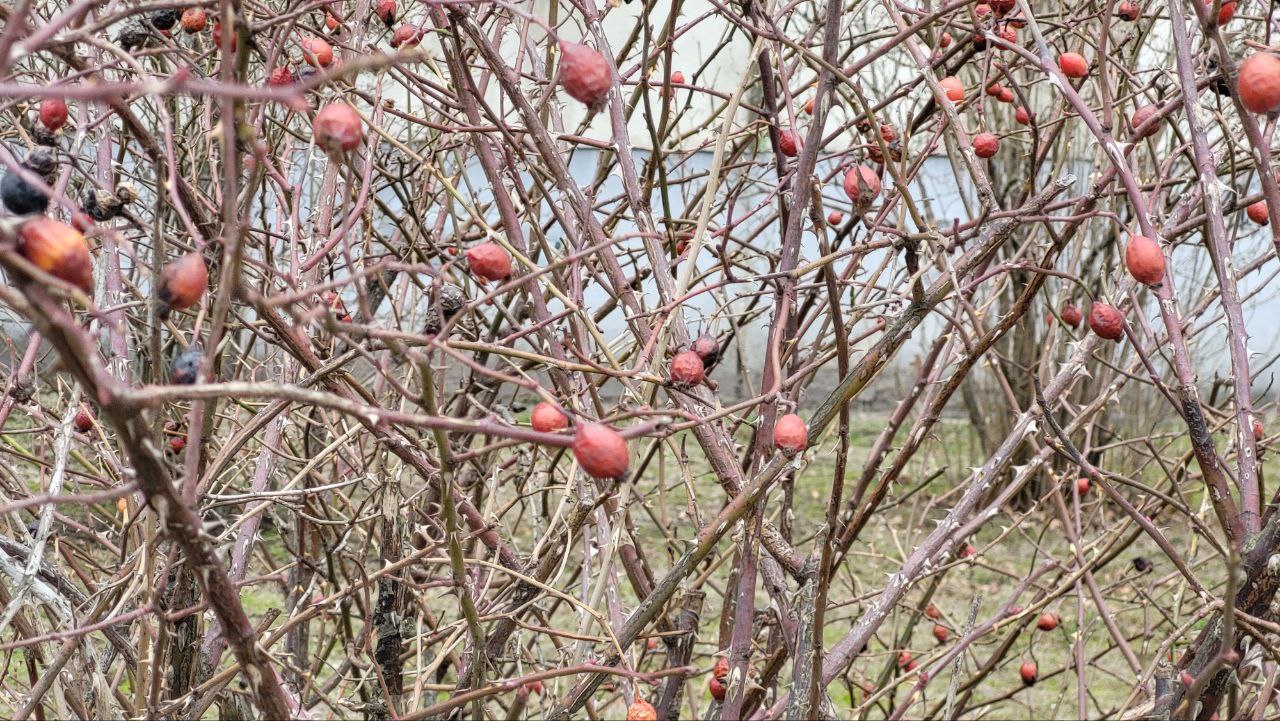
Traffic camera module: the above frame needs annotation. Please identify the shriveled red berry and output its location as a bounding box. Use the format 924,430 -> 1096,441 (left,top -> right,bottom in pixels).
692,334 -> 720,369
39,98 -> 68,131
897,650 -> 914,668
1020,661 -> 1038,685
1089,303 -> 1125,341
1077,477 -> 1091,495
158,252 -> 209,313
1015,106 -> 1032,125
559,41 -> 612,108
986,82 -> 1004,97
168,435 -> 187,453
828,211 -> 843,225
572,423 -> 630,479
313,102 -> 364,154
1248,201 -> 1270,225
1059,52 -> 1089,78
1036,613 -> 1060,631
709,676 -> 726,701
390,25 -> 424,48
466,242 -> 512,281
669,350 -> 706,385
925,604 -> 941,619
773,413 -> 808,454
18,217 -> 93,292
1254,418 -> 1264,441
713,657 -> 729,679
973,132 -> 1000,158
180,7 -> 206,32
1125,235 -> 1165,286
531,402 -> 569,433
778,129 -> 802,157
670,70 -> 685,85
1061,303 -> 1082,328
939,32 -> 952,48
267,66 -> 295,86
997,87 -> 1014,103
626,699 -> 657,721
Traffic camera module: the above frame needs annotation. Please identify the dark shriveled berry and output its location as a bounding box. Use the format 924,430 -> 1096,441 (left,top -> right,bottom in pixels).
117,21 -> 153,52
2,169 -> 49,215
151,9 -> 181,30
170,346 -> 204,385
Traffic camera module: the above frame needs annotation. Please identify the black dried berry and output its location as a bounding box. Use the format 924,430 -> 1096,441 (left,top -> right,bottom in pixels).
151,8 -> 180,30
117,22 -> 152,52
81,184 -> 135,222
2,160 -> 53,216
169,346 -> 203,384
438,283 -> 464,319
24,148 -> 58,178
32,125 -> 61,147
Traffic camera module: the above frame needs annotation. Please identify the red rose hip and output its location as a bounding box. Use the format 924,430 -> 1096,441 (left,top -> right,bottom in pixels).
973,132 -> 999,158
300,37 -> 333,67
1130,104 -> 1159,139
1248,200 -> 1270,224
1237,54 -> 1280,114
466,242 -> 512,281
559,42 -> 612,108
669,350 -> 705,385
74,405 -> 95,433
778,129 -> 802,157
158,251 -> 209,313
939,76 -> 965,102
180,7 -> 206,32
572,423 -> 629,479
843,165 -> 881,208
1059,52 -> 1089,78
39,98 -> 68,131
773,413 -> 808,454
531,402 -> 569,433
626,700 -> 656,721
1061,303 -> 1082,328
390,25 -> 424,48
932,624 -> 949,643
1020,661 -> 1038,685
1089,303 -> 1125,340
18,217 -> 93,292
1124,235 -> 1165,286
313,103 -> 364,154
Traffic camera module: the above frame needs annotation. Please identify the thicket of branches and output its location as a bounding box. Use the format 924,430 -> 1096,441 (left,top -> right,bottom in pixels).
1,0 -> 1279,718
